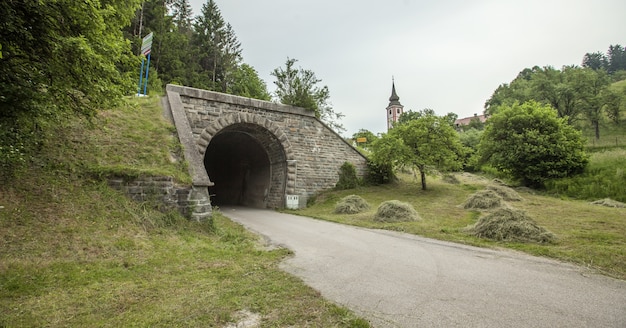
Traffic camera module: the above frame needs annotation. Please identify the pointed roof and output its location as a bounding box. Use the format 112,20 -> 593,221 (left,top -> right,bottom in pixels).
388,80 -> 402,107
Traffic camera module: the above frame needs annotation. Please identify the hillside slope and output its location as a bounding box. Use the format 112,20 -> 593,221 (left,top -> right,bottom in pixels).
0,97 -> 368,327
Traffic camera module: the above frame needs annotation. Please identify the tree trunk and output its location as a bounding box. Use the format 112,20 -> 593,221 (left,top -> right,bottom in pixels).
419,165 -> 427,190
594,120 -> 600,140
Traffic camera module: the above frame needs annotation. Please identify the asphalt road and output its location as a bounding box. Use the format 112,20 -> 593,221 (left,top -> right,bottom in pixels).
221,207 -> 626,328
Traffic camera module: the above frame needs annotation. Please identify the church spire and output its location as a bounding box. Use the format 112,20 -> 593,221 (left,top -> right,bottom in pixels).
386,77 -> 404,130
388,80 -> 401,106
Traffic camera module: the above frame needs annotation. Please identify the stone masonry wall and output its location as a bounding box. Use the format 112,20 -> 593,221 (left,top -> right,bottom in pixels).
167,85 -> 368,206
108,176 -> 212,221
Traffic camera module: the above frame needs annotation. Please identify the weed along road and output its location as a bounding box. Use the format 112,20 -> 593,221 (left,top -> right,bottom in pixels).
221,207 -> 626,328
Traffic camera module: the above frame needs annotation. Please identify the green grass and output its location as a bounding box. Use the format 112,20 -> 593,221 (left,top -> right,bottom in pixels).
287,173 -> 626,280
43,96 -> 192,184
0,96 -> 370,327
546,149 -> 626,202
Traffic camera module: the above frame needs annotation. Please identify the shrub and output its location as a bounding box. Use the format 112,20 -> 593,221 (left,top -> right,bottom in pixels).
374,200 -> 420,222
334,195 -> 370,214
364,159 -> 394,185
485,184 -> 523,201
465,207 -> 556,243
335,162 -> 359,190
479,101 -> 588,188
462,190 -> 503,210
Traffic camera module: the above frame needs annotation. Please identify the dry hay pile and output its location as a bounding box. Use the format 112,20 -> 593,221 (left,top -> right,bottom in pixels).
334,195 -> 371,214
374,200 -> 421,222
590,198 -> 626,208
485,184 -> 523,201
442,174 -> 460,184
462,190 -> 503,210
465,207 -> 556,243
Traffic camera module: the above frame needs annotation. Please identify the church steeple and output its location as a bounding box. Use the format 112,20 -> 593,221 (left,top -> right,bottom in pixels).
386,78 -> 404,130
389,80 -> 401,106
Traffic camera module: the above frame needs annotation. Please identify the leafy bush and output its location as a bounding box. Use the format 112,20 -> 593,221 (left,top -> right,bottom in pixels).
334,195 -> 370,214
479,101 -> 588,188
335,162 -> 359,190
465,207 -> 556,243
374,200 -> 420,222
364,160 -> 394,185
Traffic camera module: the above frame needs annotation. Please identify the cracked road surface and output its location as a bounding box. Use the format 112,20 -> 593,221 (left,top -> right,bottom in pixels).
221,207 -> 626,328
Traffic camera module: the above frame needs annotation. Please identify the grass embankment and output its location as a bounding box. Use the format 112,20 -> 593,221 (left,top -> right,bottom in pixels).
547,114 -> 626,202
290,173 -> 626,280
0,97 -> 369,327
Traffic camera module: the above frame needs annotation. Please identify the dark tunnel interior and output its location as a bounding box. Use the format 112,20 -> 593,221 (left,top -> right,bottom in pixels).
204,129 -> 271,208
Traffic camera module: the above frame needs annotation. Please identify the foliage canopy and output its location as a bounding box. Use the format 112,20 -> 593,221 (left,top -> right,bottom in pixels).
372,112 -> 463,190
478,101 -> 588,188
271,58 -> 345,133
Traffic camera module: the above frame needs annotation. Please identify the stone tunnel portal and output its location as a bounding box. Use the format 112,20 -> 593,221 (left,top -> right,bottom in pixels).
204,123 -> 287,208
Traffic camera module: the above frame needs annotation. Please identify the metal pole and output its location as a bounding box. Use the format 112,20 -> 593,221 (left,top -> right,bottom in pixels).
143,53 -> 151,96
137,57 -> 145,95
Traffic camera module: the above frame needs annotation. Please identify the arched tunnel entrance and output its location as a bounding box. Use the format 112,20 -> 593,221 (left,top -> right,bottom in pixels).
204,123 -> 287,208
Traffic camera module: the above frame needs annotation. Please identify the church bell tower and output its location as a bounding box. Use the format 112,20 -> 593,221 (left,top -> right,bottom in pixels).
386,78 -> 404,130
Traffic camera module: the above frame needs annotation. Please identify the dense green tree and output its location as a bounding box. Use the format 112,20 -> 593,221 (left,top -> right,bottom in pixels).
372,113 -> 463,190
442,112 -> 459,127
458,128 -> 483,171
605,84 -> 625,125
571,68 -> 611,139
351,129 -> 378,151
0,0 -> 141,174
583,51 -> 608,71
478,101 -> 588,188
271,58 -> 345,133
484,68 -> 535,116
192,0 -> 242,92
171,0 -> 193,33
397,108 -> 435,124
607,44 -> 626,74
228,64 -> 271,100
485,65 -> 618,130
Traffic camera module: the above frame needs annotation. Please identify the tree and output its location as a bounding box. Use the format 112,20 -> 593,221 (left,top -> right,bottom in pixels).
397,108 -> 435,124
372,113 -> 463,190
351,129 -> 378,151
604,84 -> 625,125
478,101 -> 588,188
271,58 -> 345,133
571,68 -> 610,139
192,0 -> 242,91
607,44 -> 626,74
171,0 -> 193,34
582,51 -> 608,71
228,64 -> 271,100
0,0 -> 141,174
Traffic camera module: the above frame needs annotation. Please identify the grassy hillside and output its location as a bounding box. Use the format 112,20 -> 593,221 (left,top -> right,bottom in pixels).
0,97 -> 369,327
290,173 -> 626,280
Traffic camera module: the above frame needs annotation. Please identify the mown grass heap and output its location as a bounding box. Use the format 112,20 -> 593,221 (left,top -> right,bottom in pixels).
334,195 -> 371,214
374,200 -> 420,222
465,207 -> 556,243
462,190 -> 503,210
485,184 -> 523,201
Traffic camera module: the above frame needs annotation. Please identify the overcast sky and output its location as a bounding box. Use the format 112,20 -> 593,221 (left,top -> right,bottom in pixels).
187,0 -> 626,136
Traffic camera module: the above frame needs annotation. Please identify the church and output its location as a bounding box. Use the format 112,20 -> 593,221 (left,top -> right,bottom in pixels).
386,80 -> 404,130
